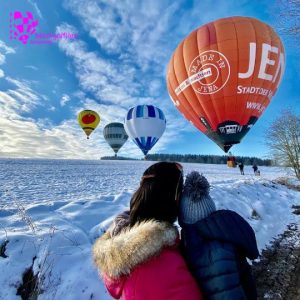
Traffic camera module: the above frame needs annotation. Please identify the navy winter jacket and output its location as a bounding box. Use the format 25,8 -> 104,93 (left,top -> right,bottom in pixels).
180,210 -> 259,300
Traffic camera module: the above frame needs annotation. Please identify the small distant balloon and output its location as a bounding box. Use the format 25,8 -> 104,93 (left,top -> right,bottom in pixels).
77,110 -> 100,139
124,105 -> 166,156
103,122 -> 128,156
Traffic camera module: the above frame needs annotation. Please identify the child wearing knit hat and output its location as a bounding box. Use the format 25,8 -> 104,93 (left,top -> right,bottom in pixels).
179,171 -> 259,300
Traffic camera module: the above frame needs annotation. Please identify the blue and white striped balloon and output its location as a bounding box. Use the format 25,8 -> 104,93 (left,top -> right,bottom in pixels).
124,105 -> 166,155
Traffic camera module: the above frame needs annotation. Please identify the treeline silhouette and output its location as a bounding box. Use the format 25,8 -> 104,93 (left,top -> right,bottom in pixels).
101,156 -> 138,161
146,154 -> 273,166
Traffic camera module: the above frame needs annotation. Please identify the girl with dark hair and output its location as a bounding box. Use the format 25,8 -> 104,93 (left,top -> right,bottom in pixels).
93,162 -> 202,300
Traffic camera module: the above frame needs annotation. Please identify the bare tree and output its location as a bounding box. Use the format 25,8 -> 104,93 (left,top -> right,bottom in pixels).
276,0 -> 300,39
265,109 -> 300,179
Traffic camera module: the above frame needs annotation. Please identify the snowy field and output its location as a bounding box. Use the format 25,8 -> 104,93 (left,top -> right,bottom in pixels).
0,159 -> 299,300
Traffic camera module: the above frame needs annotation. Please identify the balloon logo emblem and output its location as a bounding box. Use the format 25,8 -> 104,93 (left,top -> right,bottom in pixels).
82,114 -> 96,124
188,50 -> 230,95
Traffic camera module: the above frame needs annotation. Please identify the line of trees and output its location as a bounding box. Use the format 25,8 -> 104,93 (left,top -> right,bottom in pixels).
101,154 -> 273,165
101,156 -> 138,161
145,154 -> 273,166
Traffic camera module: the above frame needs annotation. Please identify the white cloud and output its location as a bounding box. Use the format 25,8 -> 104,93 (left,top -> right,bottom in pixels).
0,69 -> 4,78
0,84 -> 189,159
0,53 -> 5,65
63,0 -> 128,53
73,90 -> 85,100
0,41 -> 15,55
28,0 -> 43,19
0,115 -> 102,159
63,0 -> 180,73
148,79 -> 162,97
56,24 -> 141,108
0,40 -> 15,66
0,90 -> 114,159
25,65 -> 39,71
4,77 -> 40,113
0,83 -> 145,159
60,94 -> 71,106
0,92 -> 24,118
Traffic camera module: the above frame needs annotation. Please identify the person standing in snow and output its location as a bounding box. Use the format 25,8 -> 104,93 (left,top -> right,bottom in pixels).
179,171 -> 259,300
252,164 -> 258,175
238,162 -> 245,175
93,162 -> 203,300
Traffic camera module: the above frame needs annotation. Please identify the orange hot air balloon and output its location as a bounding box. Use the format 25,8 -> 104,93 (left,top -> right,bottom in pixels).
167,16 -> 285,152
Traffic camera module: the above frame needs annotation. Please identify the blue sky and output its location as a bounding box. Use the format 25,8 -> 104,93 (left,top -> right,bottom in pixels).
0,0 -> 299,159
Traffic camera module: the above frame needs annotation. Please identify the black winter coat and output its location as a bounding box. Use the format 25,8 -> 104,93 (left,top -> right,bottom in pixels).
180,210 -> 259,300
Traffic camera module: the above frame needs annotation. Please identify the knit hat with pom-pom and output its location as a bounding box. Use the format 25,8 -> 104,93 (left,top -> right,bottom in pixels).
179,171 -> 216,225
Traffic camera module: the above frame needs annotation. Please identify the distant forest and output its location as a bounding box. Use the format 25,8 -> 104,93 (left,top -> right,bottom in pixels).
101,154 -> 273,166
101,156 -> 138,161
145,154 -> 273,166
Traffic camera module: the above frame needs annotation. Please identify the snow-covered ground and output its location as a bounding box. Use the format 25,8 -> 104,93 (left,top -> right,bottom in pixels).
0,159 -> 299,300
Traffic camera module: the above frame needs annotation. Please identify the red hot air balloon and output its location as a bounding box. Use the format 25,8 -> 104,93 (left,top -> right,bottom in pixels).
167,16 -> 285,152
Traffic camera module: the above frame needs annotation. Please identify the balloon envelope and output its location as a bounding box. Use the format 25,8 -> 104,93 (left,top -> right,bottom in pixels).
78,110 -> 100,139
167,16 -> 285,152
124,105 -> 166,155
103,122 -> 128,155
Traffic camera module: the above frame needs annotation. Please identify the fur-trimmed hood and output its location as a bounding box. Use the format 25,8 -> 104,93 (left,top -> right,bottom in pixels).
93,220 -> 178,279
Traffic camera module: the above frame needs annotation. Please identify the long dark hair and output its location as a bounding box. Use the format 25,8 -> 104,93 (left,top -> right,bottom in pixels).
129,162 -> 183,226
